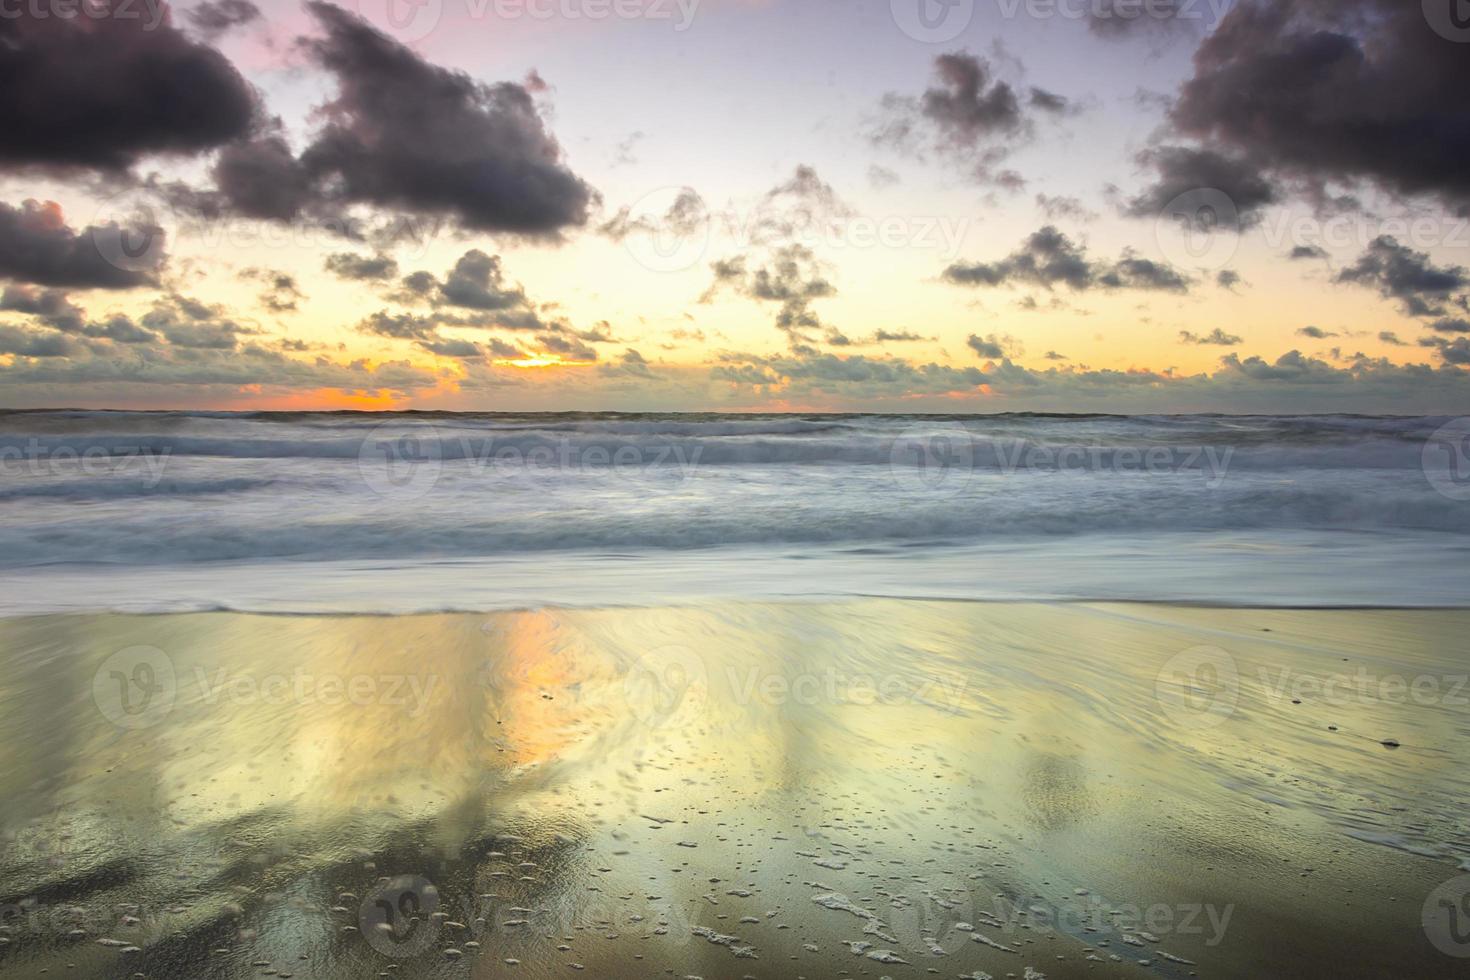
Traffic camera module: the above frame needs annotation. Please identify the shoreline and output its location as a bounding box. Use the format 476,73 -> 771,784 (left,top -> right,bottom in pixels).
4,528 -> 1469,618
2,600 -> 1467,977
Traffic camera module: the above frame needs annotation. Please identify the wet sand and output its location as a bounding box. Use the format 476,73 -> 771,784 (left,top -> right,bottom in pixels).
1,601 -> 1468,978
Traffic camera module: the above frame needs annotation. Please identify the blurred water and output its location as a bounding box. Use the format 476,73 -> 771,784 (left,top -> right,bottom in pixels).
1,411 -> 1466,613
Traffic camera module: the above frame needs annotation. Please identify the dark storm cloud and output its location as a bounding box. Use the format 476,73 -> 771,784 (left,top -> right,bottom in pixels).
1166,0 -> 1470,213
1430,319 -> 1470,335
187,0 -> 263,37
1124,146 -> 1277,227
0,4 -> 256,173
210,134 -> 319,223
324,252 -> 400,281
0,200 -> 162,289
207,2 -> 590,235
1335,236 -> 1468,318
943,226 -> 1191,293
1180,328 -> 1242,346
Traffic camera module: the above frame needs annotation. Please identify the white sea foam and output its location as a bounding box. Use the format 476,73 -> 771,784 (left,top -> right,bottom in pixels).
0,410 -> 1465,614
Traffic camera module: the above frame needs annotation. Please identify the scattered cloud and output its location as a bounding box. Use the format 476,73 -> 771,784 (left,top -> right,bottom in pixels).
943,225 -> 1190,293
1335,236 -> 1468,317
1180,328 -> 1242,346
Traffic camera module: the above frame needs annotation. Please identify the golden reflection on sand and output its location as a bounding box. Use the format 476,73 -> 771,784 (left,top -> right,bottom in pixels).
0,601 -> 1467,978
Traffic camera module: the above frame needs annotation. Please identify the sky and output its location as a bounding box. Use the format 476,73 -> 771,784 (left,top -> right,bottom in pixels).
2,0 -> 1470,412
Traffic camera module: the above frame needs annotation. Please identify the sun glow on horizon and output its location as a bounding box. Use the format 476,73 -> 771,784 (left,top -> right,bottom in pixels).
493,355 -> 592,369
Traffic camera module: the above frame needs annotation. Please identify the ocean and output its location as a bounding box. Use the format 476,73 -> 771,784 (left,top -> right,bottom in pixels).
3,412 -> 1469,978
1,410 -> 1467,613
